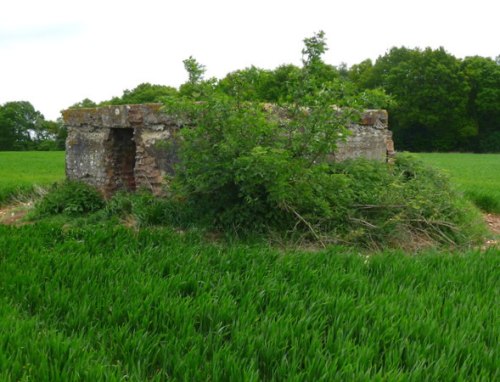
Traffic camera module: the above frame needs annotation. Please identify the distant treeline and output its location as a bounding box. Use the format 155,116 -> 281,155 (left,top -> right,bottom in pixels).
1,40 -> 499,152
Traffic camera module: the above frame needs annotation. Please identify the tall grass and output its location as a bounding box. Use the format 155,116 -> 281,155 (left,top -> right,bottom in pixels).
0,151 -> 65,205
417,153 -> 500,213
0,223 -> 497,380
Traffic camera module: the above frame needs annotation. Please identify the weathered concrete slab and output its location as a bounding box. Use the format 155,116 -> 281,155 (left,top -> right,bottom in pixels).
335,109 -> 394,162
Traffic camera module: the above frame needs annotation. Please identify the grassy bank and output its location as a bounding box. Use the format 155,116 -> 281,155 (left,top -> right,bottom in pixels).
0,223 -> 498,380
417,153 -> 500,213
0,151 -> 65,205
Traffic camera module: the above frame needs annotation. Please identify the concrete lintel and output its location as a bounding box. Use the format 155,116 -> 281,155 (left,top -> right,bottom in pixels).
62,103 -> 172,128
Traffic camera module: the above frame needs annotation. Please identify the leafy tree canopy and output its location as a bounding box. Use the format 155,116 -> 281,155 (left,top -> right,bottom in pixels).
361,47 -> 475,151
69,98 -> 97,109
102,83 -> 178,106
0,101 -> 45,150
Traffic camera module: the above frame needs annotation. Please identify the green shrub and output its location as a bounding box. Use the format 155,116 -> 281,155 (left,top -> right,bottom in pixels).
105,190 -> 197,228
34,181 -> 104,217
163,88 -> 358,232
330,154 -> 485,248
163,88 -> 485,248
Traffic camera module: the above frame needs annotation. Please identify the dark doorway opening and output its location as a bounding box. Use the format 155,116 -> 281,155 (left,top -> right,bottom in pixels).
106,128 -> 136,194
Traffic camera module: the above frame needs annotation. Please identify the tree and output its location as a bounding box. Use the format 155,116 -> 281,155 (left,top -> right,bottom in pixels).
179,57 -> 216,99
264,64 -> 302,102
369,47 -> 473,151
218,64 -> 303,103
297,31 -> 340,100
99,83 -> 178,106
183,56 -> 206,85
69,98 -> 97,109
348,59 -> 374,89
214,32 -> 390,109
38,118 -> 67,150
462,56 -> 500,152
302,30 -> 328,67
217,66 -> 273,102
0,101 -> 45,150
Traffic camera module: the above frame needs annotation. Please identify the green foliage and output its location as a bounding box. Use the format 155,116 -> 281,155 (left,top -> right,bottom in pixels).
183,56 -> 206,85
178,57 -> 218,100
260,64 -> 303,103
100,83 -> 178,106
159,35 -> 486,248
33,181 -> 104,217
105,190 -> 196,228
36,118 -> 67,150
214,32 -> 392,109
217,66 -> 274,102
348,58 -> 374,88
67,84 -> 179,112
462,56 -> 500,152
0,222 -> 498,380
68,97 -> 97,109
350,47 -> 499,152
0,101 -> 65,151
164,82 -> 360,235
356,88 -> 396,109
0,101 -> 46,150
164,95 -> 483,247
479,131 -> 500,153
343,153 -> 485,247
368,47 -> 473,151
302,30 -> 328,67
298,31 -> 341,97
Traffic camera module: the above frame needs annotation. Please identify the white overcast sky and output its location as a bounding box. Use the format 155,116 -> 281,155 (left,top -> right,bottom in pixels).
0,0 -> 498,120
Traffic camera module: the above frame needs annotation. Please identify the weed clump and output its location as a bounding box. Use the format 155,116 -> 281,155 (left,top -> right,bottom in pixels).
33,181 -> 104,217
105,190 -> 191,228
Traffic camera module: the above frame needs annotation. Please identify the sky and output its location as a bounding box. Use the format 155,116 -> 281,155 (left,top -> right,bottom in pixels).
0,0 -> 498,121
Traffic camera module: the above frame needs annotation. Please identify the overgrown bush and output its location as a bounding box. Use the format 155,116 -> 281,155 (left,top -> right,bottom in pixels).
105,190 -> 197,228
329,154 -> 485,248
33,181 -> 104,217
156,33 -> 486,249
163,86 -> 359,230
162,86 -> 485,248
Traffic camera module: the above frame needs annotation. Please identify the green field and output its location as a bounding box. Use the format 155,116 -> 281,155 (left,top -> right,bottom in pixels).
417,153 -> 500,213
0,151 -> 65,204
0,151 -> 498,380
0,224 -> 498,380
